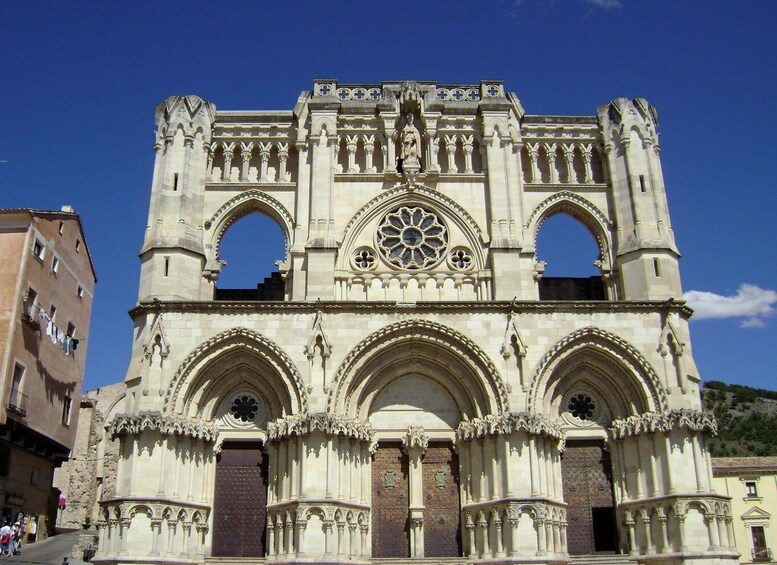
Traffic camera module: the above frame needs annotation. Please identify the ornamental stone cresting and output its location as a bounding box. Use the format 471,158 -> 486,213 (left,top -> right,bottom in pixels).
93,79 -> 737,565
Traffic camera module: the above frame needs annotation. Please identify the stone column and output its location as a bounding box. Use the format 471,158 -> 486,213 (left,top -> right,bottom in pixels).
267,523 -> 275,559
323,520 -> 334,558
527,143 -> 540,182
363,136 -> 375,172
494,512 -> 504,557
259,143 -> 271,182
402,426 -> 428,558
641,510 -> 653,554
118,518 -> 131,555
691,434 -> 707,493
581,144 -> 594,183
445,135 -> 458,173
664,433 -> 676,493
466,513 -> 477,559
240,146 -> 252,181
346,135 -> 359,173
150,519 -> 162,556
625,513 -> 637,556
705,513 -> 720,550
535,517 -> 546,556
221,148 -> 233,181
544,143 -> 559,183
562,143 -> 576,182
463,135 -> 475,173
277,144 -> 289,181
480,513 -> 491,558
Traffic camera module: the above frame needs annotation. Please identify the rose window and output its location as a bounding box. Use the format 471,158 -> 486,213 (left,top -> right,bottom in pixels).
376,206 -> 448,269
568,394 -> 596,421
230,395 -> 259,423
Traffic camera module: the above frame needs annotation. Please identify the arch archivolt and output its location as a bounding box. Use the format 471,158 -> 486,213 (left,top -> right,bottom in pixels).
165,327 -> 306,418
328,319 -> 508,419
528,327 -> 666,420
203,190 -> 294,272
336,184 -> 488,271
524,191 -> 613,266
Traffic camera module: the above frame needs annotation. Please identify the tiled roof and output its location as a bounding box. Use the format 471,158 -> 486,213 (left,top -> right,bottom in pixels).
712,457 -> 777,473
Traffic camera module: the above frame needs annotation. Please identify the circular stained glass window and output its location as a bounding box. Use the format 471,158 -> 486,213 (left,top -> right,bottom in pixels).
376,206 -> 448,269
568,394 -> 596,420
230,395 -> 259,423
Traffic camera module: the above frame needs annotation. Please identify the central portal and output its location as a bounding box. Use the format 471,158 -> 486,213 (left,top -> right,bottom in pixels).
561,439 -> 617,555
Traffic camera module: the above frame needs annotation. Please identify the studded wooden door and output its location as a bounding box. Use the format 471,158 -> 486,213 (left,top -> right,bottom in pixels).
423,441 -> 462,557
561,440 -> 617,555
371,442 -> 410,558
212,442 -> 268,557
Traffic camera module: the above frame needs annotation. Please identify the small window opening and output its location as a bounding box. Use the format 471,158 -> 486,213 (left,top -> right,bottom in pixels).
61,395 -> 72,425
51,256 -> 60,275
25,288 -> 38,310
164,256 -> 170,277
30,469 -> 39,485
58,221 -> 64,235
639,175 -> 646,193
49,304 -> 57,322
66,322 -> 76,338
75,239 -> 81,253
173,173 -> 179,191
77,285 -> 84,299
32,239 -> 45,260
745,481 -> 758,498
653,258 -> 661,277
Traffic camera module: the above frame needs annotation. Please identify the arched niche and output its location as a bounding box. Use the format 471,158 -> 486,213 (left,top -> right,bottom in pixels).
529,327 -> 666,420
165,327 -> 306,418
329,319 -> 508,420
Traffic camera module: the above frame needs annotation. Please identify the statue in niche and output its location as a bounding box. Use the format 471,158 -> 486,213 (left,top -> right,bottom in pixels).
400,113 -> 422,163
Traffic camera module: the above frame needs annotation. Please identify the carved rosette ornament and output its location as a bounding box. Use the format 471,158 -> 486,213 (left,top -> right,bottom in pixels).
267,414 -> 374,443
456,412 -> 564,442
610,409 -> 718,439
376,206 -> 448,269
108,411 -> 218,442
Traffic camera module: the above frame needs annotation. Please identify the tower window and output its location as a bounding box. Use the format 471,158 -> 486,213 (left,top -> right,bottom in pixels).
653,258 -> 661,277
32,239 -> 45,261
745,481 -> 758,498
639,175 -> 646,192
173,173 -> 179,191
164,256 -> 170,277
52,256 -> 60,275
61,395 -> 72,425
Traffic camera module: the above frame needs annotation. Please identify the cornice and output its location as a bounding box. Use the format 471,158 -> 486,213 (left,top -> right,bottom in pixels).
610,409 -> 717,439
129,300 -> 693,319
456,412 -> 565,442
267,414 -> 374,443
107,411 -> 218,443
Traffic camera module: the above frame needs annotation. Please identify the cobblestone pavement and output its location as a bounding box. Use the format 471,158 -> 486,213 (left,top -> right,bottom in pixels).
2,530 -> 91,565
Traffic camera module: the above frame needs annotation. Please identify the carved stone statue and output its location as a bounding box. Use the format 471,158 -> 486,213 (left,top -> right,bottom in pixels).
400,113 -> 422,163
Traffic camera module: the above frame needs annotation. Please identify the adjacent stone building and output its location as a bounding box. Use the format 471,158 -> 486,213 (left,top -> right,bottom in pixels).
0,207 -> 96,539
713,457 -> 777,563
94,80 -> 736,564
53,382 -> 125,529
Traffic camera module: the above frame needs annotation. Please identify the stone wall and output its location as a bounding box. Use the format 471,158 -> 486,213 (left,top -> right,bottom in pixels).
53,382 -> 125,528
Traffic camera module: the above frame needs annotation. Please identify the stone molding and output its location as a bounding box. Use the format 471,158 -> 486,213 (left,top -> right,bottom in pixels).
456,412 -> 564,442
328,318 -> 509,415
107,411 -> 218,443
528,326 -> 668,413
98,497 -> 210,525
130,299 -> 694,318
266,413 -> 374,443
610,409 -> 717,439
164,326 -> 307,414
618,493 -> 731,518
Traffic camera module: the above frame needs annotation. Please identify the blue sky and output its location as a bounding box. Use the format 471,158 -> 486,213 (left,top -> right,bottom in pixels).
1,1 -> 775,392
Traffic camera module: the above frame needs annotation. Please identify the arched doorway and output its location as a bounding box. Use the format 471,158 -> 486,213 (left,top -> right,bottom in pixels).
212,441 -> 269,557
369,375 -> 462,559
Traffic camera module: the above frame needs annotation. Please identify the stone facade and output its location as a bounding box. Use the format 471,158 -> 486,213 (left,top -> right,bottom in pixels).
0,207 -> 96,539
713,457 -> 777,563
53,382 -> 125,529
94,80 -> 736,565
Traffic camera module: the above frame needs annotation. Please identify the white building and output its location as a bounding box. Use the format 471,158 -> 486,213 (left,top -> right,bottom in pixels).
94,80 -> 737,565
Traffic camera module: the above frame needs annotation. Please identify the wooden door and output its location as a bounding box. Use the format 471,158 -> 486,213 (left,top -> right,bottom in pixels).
561,440 -> 616,555
212,442 -> 268,557
423,441 -> 462,557
371,443 -> 409,558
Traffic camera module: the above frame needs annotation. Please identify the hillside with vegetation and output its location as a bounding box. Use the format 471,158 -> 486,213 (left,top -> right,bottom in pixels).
701,381 -> 777,457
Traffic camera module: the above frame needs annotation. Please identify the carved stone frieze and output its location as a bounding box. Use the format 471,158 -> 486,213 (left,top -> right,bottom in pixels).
401,425 -> 429,452
456,412 -> 564,442
107,411 -> 218,442
610,409 -> 717,439
266,413 -> 374,443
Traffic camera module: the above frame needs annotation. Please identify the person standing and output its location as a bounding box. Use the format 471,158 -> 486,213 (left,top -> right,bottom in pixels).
11,522 -> 21,555
0,522 -> 11,555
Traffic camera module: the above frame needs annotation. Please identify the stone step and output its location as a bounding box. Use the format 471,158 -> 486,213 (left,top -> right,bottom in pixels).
372,559 -> 466,565
569,554 -> 636,565
205,558 -> 266,565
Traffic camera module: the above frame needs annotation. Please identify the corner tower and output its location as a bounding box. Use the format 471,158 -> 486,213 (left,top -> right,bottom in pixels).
138,95 -> 216,301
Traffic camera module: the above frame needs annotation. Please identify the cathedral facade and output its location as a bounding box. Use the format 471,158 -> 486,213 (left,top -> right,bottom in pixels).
94,80 -> 737,565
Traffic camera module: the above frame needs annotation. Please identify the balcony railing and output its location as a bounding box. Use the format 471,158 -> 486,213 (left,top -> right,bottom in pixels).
7,388 -> 27,417
753,547 -> 773,562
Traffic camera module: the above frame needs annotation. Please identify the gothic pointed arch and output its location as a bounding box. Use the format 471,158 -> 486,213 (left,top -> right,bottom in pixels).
336,184 -> 488,271
203,190 -> 294,276
164,327 -> 306,419
528,327 -> 667,420
328,319 -> 508,419
525,191 -> 613,268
